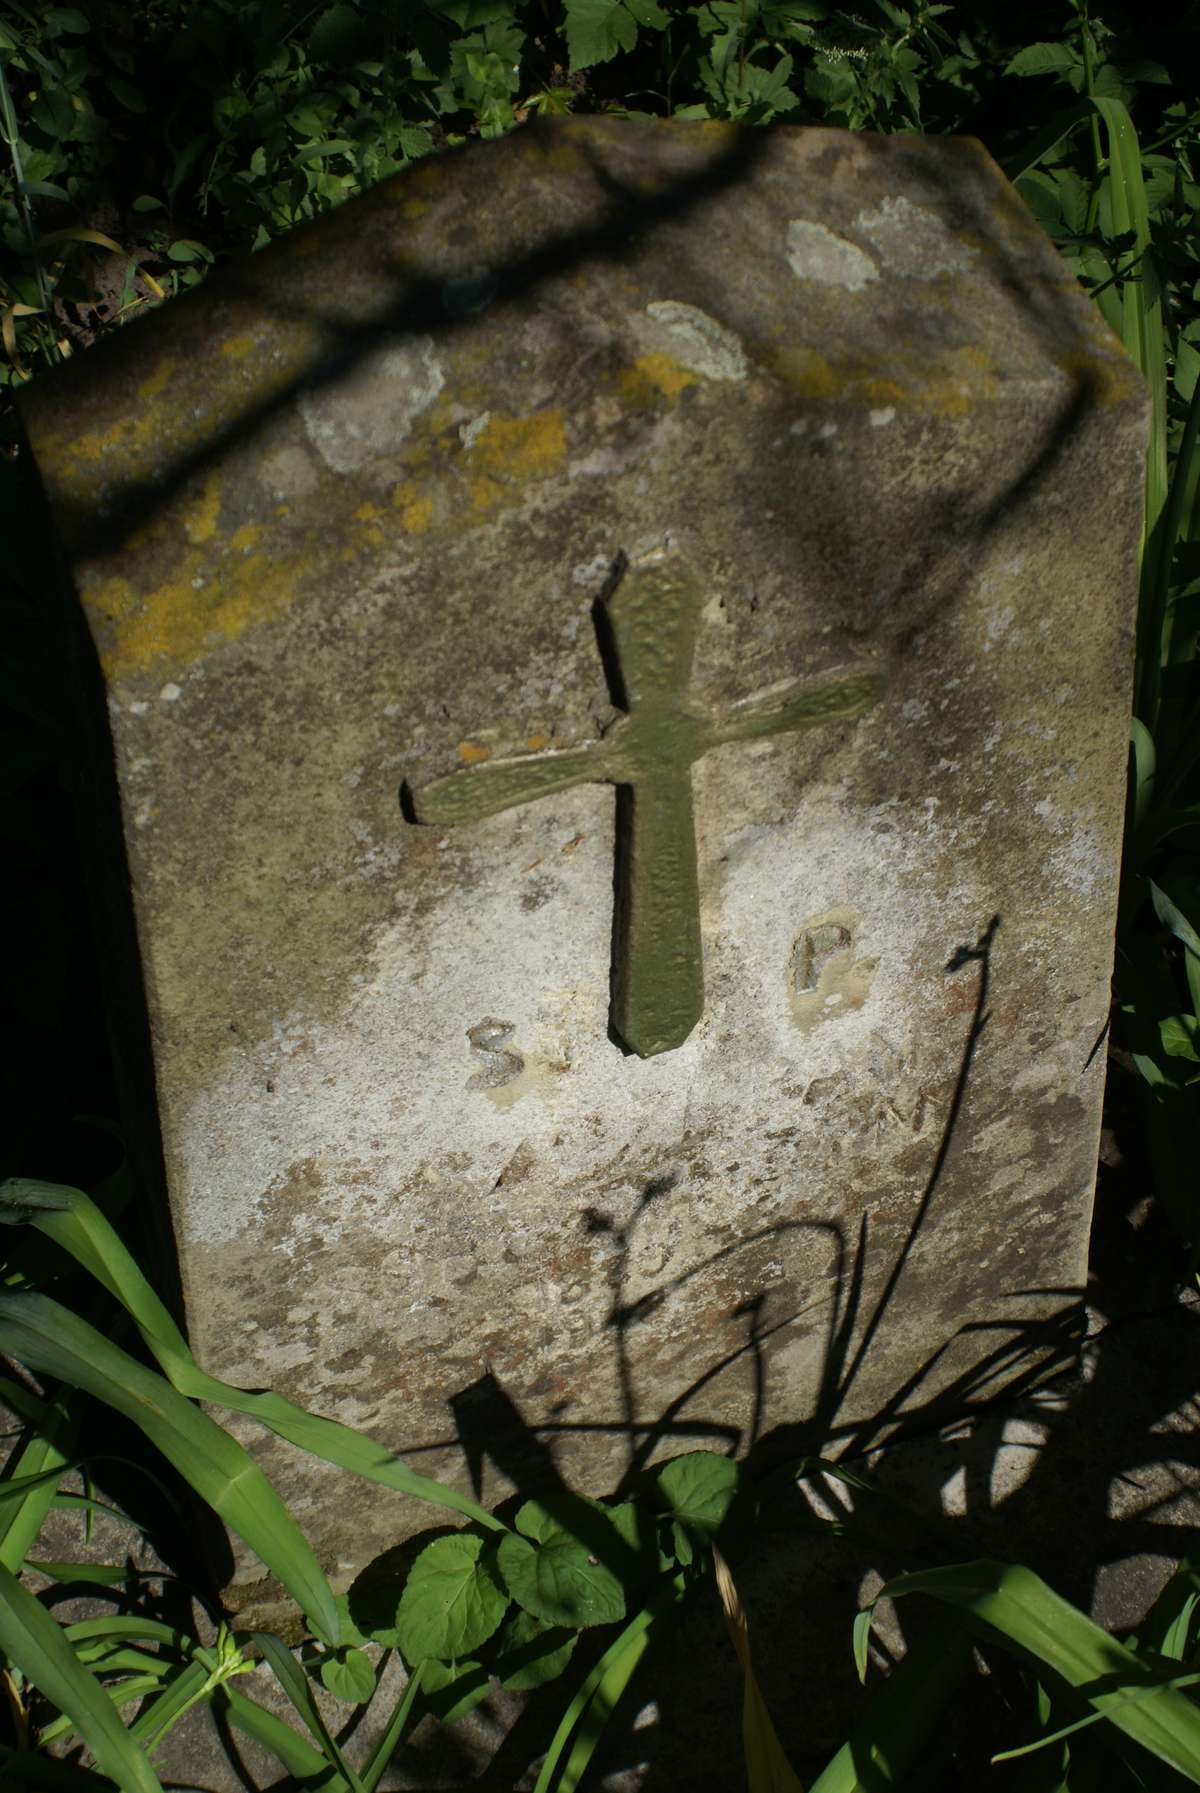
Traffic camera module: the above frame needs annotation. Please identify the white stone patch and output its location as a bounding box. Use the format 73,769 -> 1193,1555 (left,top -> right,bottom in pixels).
459,411 -> 491,449
644,301 -> 748,381
868,406 -> 895,427
159,682 -> 182,702
258,441 -> 319,500
854,195 -> 977,279
784,219 -> 879,292
299,337 -> 444,474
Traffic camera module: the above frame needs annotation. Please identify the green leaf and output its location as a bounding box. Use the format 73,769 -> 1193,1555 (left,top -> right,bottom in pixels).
320,1645 -> 376,1705
310,4 -> 367,63
0,1292 -> 341,1649
656,1450 -> 740,1542
167,239 -> 213,263
394,1533 -> 508,1662
130,194 -> 165,212
1149,879 -> 1200,1016
1160,1015 -> 1200,1062
31,87 -> 77,140
107,76 -> 146,113
496,1496 -> 627,1629
20,178 -> 71,201
1005,43 -> 1080,79
625,0 -> 669,25
0,1561 -> 164,1793
47,7 -> 90,30
419,1654 -> 490,1723
564,0 -> 638,72
492,1607 -> 578,1690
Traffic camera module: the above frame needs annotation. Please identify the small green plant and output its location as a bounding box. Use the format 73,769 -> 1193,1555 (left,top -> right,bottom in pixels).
5,1178 -> 1200,1792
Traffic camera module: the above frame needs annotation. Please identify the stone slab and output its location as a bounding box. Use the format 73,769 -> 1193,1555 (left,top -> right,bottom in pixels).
19,117 -> 1147,1587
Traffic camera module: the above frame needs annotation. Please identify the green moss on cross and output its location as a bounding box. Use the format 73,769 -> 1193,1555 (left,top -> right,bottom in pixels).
404,550 -> 883,1057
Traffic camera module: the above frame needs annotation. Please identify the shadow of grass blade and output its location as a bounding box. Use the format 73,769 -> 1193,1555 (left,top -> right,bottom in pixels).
809,1612 -> 972,1791
874,1560 -> 1200,1781
0,1181 -> 502,1533
0,1559 -> 165,1793
0,1292 -> 341,1647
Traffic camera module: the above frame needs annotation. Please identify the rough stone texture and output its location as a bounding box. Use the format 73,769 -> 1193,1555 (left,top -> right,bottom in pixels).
19,118 -> 1147,1591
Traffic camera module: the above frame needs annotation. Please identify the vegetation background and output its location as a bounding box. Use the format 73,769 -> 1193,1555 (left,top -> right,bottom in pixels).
1,2 -> 1200,1790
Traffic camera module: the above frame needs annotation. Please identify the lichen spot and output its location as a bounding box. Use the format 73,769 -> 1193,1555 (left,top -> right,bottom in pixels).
466,410 -> 568,482
458,741 -> 491,765
644,301 -> 748,381
221,334 -> 257,361
854,195 -> 978,279
785,220 -> 879,293
617,353 -> 698,409
391,485 -> 433,533
354,501 -> 382,522
229,523 -> 261,552
138,356 -> 176,400
182,470 -> 222,545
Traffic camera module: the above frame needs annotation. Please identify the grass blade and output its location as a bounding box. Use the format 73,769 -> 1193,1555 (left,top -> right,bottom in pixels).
712,1545 -> 804,1792
0,1559 -> 165,1793
532,1571 -> 689,1793
809,1611 -> 971,1792
254,1631 -> 366,1793
872,1559 -> 1200,1781
360,1658 -> 425,1793
220,1678 -> 354,1786
0,1180 -> 502,1533
1082,97 -> 1169,726
0,1291 -> 341,1647
0,1391 -> 74,1574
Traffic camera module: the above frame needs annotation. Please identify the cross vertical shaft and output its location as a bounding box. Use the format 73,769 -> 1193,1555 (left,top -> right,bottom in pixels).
402,549 -> 883,1058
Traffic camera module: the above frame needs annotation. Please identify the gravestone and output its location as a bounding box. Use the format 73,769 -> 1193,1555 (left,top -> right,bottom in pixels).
19,117 -> 1147,1591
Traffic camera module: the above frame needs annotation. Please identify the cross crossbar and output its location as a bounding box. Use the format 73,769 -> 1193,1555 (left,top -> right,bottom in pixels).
403,549 -> 883,1057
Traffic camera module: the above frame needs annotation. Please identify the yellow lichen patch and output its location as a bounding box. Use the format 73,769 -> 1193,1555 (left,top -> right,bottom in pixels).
856,375 -> 910,410
85,540 -> 308,683
229,523 -> 262,552
138,357 -> 176,400
458,741 -> 491,764
221,334 -> 257,360
402,198 -> 427,218
773,348 -> 846,400
466,409 -> 568,481
391,483 -> 433,532
276,504 -> 291,517
546,140 -> 588,174
525,733 -> 549,751
182,470 -> 223,545
363,524 -> 386,549
354,501 -> 381,522
616,353 -> 698,409
469,473 -> 505,513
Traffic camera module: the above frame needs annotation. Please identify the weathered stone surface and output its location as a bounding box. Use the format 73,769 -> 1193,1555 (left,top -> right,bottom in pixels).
19,117 -> 1146,1587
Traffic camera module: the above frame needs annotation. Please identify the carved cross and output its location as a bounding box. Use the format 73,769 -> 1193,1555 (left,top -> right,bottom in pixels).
403,549 -> 883,1058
